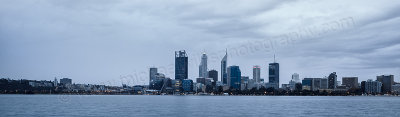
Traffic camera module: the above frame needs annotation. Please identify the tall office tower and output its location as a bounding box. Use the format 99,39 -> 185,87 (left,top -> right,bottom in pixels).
292,73 -> 300,83
175,50 -> 188,81
269,63 -> 279,88
227,66 -> 241,90
208,70 -> 218,82
377,75 -> 395,93
253,65 -> 261,83
221,50 -> 228,84
328,72 -> 337,89
199,53 -> 208,78
149,67 -> 158,85
342,77 -> 359,89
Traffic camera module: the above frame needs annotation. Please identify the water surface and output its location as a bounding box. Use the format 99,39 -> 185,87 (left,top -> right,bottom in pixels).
1,95 -> 399,117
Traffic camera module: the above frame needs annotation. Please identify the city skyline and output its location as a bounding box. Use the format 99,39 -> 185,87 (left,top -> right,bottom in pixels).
1,0 -> 400,86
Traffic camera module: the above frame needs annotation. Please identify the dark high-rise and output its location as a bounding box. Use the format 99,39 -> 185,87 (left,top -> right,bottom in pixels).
268,63 -> 279,88
208,70 -> 218,82
175,50 -> 188,81
377,75 -> 395,94
227,66 -> 241,90
149,67 -> 158,85
221,50 -> 228,84
328,72 -> 337,89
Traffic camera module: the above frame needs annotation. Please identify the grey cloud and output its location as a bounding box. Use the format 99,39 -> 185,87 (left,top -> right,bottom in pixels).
1,0 -> 399,85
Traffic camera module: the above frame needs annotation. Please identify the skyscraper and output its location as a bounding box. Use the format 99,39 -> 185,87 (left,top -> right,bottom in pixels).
208,70 -> 218,82
269,63 -> 279,88
221,50 -> 228,85
199,53 -> 208,78
175,50 -> 188,81
227,66 -> 241,90
253,65 -> 261,83
377,75 -> 395,93
149,67 -> 158,85
328,72 -> 337,89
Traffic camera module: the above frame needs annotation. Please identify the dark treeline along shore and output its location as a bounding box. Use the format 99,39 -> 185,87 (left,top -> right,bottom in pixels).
1,78 -> 399,96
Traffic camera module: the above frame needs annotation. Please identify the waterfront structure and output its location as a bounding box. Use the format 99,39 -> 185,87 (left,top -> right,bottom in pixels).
268,63 -> 279,89
149,67 -> 158,85
175,50 -> 188,81
199,53 -> 208,78
182,79 -> 193,92
364,79 -> 382,94
227,66 -> 241,90
361,81 -> 366,93
60,78 -> 72,85
301,78 -> 327,91
221,50 -> 228,85
241,76 -> 250,90
377,75 -> 395,93
196,78 -> 206,85
320,78 -> 328,89
173,80 -> 182,93
328,72 -> 337,89
342,77 -> 358,89
392,84 -> 400,93
253,66 -> 261,83
208,70 -> 218,83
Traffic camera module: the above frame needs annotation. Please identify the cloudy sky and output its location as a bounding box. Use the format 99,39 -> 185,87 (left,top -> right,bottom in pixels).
1,0 -> 400,86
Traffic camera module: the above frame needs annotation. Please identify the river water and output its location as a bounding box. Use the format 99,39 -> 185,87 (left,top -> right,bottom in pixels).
1,95 -> 399,117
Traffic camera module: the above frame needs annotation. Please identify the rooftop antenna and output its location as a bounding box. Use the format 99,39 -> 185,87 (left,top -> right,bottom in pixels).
274,54 -> 276,63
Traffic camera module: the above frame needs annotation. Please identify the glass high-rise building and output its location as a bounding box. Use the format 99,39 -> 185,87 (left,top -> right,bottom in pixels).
149,67 -> 158,85
328,72 -> 337,89
268,63 -> 279,88
227,66 -> 241,90
199,53 -> 208,78
175,50 -> 188,81
221,50 -> 228,84
253,65 -> 261,83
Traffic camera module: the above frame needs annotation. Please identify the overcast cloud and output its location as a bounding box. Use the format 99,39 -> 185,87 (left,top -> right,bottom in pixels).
1,0 -> 400,86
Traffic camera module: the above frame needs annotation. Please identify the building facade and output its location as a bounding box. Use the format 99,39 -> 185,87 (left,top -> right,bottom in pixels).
227,66 -> 241,90
182,79 -> 193,92
60,78 -> 72,85
253,65 -> 261,83
268,63 -> 279,88
221,50 -> 228,85
364,79 -> 382,94
175,50 -> 188,81
377,75 -> 394,93
199,53 -> 208,78
292,73 -> 300,83
328,72 -> 337,89
342,77 -> 358,89
208,70 -> 218,83
149,67 -> 158,85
